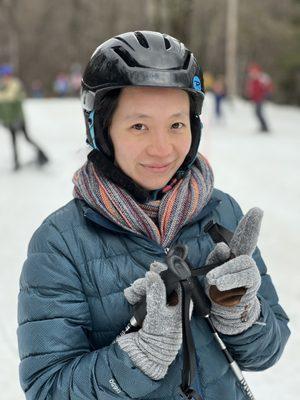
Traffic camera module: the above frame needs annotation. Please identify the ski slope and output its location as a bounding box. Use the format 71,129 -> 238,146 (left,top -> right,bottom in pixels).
0,94 -> 299,399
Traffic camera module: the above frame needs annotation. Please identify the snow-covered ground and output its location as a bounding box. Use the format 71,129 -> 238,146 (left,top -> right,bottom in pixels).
0,94 -> 299,399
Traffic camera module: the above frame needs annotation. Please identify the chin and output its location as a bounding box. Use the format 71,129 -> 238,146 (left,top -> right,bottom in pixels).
139,179 -> 170,191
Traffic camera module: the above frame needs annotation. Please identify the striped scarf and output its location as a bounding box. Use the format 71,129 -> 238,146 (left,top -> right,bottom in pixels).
73,154 -> 214,248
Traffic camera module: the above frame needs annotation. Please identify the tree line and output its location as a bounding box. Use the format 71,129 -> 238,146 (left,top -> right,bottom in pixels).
0,0 -> 299,104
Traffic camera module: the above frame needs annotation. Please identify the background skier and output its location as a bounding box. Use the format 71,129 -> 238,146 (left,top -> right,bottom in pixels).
212,74 -> 227,120
246,63 -> 273,133
0,64 -> 49,170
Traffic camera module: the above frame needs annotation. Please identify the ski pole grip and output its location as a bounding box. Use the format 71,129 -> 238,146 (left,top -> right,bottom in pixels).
133,255 -> 191,327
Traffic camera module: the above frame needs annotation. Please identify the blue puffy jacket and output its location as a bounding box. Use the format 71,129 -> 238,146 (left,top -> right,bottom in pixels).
17,189 -> 290,399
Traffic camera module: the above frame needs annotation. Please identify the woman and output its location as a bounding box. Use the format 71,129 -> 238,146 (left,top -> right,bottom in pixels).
17,31 -> 290,400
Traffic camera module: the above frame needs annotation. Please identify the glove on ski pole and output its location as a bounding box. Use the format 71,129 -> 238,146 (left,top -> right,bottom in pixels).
117,269 -> 182,380
123,261 -> 167,305
205,207 -> 263,335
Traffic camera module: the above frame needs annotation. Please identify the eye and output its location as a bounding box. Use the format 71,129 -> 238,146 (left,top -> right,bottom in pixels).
131,123 -> 147,131
171,122 -> 184,129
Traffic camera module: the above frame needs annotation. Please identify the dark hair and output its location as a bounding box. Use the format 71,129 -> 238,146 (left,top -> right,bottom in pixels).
93,88 -> 198,157
93,89 -> 121,157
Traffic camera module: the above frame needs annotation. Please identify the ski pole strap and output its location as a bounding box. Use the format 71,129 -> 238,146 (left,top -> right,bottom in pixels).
179,387 -> 203,400
204,220 -> 233,245
185,221 -> 235,277
179,279 -> 203,400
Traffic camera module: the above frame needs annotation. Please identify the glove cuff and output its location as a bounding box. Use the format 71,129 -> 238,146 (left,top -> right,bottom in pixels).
116,333 -> 169,380
210,297 -> 261,335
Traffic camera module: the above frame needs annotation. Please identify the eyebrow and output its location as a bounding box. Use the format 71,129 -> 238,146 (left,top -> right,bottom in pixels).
124,111 -> 189,120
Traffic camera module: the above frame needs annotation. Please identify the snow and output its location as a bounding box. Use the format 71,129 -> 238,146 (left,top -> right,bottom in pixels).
0,94 -> 299,399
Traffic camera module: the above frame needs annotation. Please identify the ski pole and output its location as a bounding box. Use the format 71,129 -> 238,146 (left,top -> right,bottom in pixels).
205,316 -> 256,399
117,252 -> 191,337
190,276 -> 256,400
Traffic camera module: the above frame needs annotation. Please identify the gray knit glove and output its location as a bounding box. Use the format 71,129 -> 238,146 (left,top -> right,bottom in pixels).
117,266 -> 182,380
123,261 -> 167,306
205,207 -> 263,335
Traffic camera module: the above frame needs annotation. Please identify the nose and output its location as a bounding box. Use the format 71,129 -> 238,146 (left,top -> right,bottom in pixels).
146,130 -> 173,158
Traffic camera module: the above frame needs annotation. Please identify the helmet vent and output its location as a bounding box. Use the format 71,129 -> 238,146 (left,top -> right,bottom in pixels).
134,31 -> 149,48
182,52 -> 191,70
112,46 -> 140,67
115,36 -> 135,50
163,36 -> 171,49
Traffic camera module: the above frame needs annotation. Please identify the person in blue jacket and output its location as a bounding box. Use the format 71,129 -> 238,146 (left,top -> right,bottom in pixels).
17,31 -> 290,400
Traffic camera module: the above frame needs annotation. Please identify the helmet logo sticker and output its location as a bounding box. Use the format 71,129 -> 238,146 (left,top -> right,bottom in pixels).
193,76 -> 202,92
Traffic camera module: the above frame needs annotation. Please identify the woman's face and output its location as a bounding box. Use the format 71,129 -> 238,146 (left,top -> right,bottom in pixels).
109,87 -> 192,191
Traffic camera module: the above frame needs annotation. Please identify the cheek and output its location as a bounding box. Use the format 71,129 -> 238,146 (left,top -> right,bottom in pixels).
113,143 -> 128,167
113,138 -> 139,170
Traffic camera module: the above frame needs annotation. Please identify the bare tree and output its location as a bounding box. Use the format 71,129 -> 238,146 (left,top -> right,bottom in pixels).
0,0 -> 20,72
0,0 -> 299,102
226,0 -> 238,97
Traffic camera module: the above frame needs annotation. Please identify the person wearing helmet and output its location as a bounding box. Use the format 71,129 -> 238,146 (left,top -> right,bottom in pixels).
0,64 -> 49,170
17,32 -> 289,400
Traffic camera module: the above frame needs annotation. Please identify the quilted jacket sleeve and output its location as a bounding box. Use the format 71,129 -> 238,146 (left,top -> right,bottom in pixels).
218,193 -> 291,371
17,220 -> 165,400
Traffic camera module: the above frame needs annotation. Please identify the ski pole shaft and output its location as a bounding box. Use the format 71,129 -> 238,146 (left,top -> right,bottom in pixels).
206,317 -> 256,400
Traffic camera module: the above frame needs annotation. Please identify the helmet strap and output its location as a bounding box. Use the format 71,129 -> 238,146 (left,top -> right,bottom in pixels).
87,111 -> 99,150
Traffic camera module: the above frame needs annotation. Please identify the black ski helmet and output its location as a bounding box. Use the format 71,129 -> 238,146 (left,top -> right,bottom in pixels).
81,31 -> 205,168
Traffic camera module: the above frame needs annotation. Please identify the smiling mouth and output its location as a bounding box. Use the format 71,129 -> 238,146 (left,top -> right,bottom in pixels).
141,162 -> 173,172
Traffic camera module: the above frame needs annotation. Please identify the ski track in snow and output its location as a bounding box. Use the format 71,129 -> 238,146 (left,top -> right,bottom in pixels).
0,94 -> 299,399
